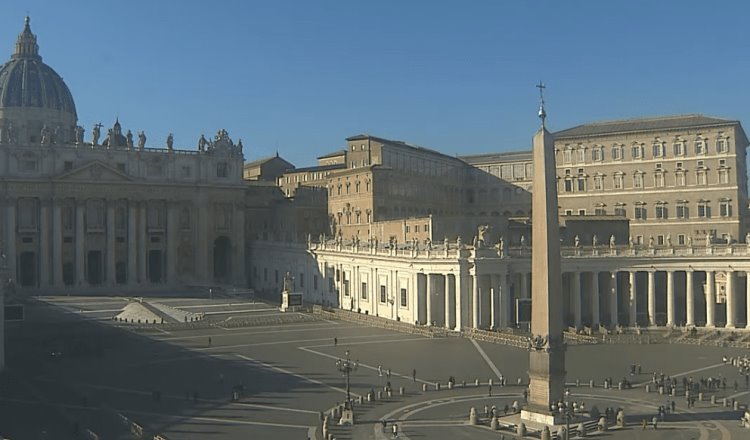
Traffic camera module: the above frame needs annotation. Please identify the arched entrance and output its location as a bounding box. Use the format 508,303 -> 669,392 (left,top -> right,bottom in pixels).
213,236 -> 231,283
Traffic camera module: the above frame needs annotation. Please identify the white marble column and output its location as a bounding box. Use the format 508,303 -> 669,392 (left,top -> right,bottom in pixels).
425,273 -> 432,326
39,200 -> 50,287
52,200 -> 63,286
127,204 -> 137,285
196,200 -> 209,283
455,272 -> 464,330
726,270 -> 735,328
610,271 -> 618,326
647,270 -> 656,326
106,202 -> 116,286
666,271 -> 675,327
628,271 -> 637,327
472,273 -> 480,329
166,203 -> 178,285
686,269 -> 695,326
490,275 -> 498,329
590,271 -> 600,326
75,202 -> 85,285
500,273 -> 511,328
138,202 -> 147,284
572,271 -> 582,329
706,271 -> 716,327
445,274 -> 454,329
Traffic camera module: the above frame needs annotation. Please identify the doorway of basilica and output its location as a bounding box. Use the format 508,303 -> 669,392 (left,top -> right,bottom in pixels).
87,251 -> 103,285
19,251 -> 37,287
148,250 -> 163,283
213,236 -> 231,283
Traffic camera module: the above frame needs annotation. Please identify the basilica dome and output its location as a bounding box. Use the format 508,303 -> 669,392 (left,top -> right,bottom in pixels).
0,17 -> 77,144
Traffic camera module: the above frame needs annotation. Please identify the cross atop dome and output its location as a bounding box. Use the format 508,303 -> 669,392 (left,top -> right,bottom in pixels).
13,16 -> 40,60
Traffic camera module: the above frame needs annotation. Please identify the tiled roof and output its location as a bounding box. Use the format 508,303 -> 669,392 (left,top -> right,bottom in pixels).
317,149 -> 347,159
285,163 -> 345,173
459,150 -> 532,164
554,114 -> 738,139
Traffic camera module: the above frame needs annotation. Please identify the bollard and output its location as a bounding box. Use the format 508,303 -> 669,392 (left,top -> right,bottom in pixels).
618,382 -> 623,390
435,383 -> 441,391
517,377 -> 523,385
734,400 -> 740,410
491,415 -> 498,430
517,422 -> 526,436
448,381 -> 453,390
590,379 -> 594,388
722,397 -> 728,407
387,389 -> 392,398
367,392 -> 373,402
659,386 -> 664,395
462,380 -> 466,388
645,385 -> 650,393
357,396 -> 363,405
422,383 -> 428,392
685,390 -> 690,397
469,407 -> 478,425
475,379 -> 480,387
489,378 -> 493,387
671,388 -> 676,397
399,386 -> 405,396
710,395 -> 716,404
541,426 -> 551,440
578,422 -> 587,437
576,379 -> 580,387
698,392 -> 703,401
616,409 -> 625,427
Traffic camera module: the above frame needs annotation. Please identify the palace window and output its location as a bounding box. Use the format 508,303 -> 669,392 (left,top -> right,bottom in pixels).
594,205 -> 606,215
86,199 -> 105,230
718,168 -> 729,184
673,142 -> 685,156
678,234 -> 686,245
633,173 -> 644,189
716,138 -> 728,153
400,288 -> 408,307
631,144 -> 644,159
676,202 -> 689,219
654,172 -> 665,188
576,148 -> 585,163
564,178 -> 573,192
361,282 -> 367,300
592,146 -> 604,162
612,145 -> 623,160
593,175 -> 604,190
563,149 -> 572,164
18,198 -> 38,229
652,143 -> 665,158
697,201 -> 710,218
655,203 -> 668,219
576,177 -> 586,191
675,171 -> 686,187
613,173 -> 624,189
634,203 -> 647,220
719,200 -> 732,217
694,139 -> 706,155
696,170 -> 707,185
614,204 -> 626,217
380,285 -> 387,303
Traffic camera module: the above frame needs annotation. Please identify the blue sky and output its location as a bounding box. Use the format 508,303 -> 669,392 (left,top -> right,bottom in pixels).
2,1 -> 749,166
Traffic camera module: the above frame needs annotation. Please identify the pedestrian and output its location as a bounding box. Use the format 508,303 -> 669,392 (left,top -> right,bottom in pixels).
334,337 -> 338,346
641,419 -> 647,429
378,365 -> 383,377
412,368 -> 417,382
488,383 -> 492,397
652,416 -> 658,429
392,423 -> 399,438
387,368 -> 391,378
381,419 -> 387,432
208,337 -> 212,346
670,400 -> 675,413
503,404 -> 509,415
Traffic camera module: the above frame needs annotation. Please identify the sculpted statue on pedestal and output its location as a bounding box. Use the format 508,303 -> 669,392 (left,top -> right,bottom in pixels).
74,125 -> 84,144
138,131 -> 146,149
126,130 -> 134,149
91,123 -> 102,146
166,133 -> 174,150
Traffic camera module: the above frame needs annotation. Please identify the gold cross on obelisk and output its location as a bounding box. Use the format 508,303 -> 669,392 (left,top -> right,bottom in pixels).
536,81 -> 546,127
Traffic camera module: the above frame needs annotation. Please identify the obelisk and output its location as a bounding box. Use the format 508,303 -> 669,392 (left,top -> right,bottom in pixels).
521,83 -> 566,425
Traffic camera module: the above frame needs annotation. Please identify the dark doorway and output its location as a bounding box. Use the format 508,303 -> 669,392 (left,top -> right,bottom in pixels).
115,262 -> 127,285
148,250 -> 163,283
19,251 -> 36,287
63,262 -> 75,286
213,236 -> 231,283
87,251 -> 103,285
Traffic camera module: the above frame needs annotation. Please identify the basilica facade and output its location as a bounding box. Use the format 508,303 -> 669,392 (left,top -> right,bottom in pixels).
0,18 -> 247,292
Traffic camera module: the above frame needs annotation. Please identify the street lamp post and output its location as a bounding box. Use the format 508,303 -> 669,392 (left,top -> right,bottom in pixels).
563,389 -> 572,440
336,350 -> 358,424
